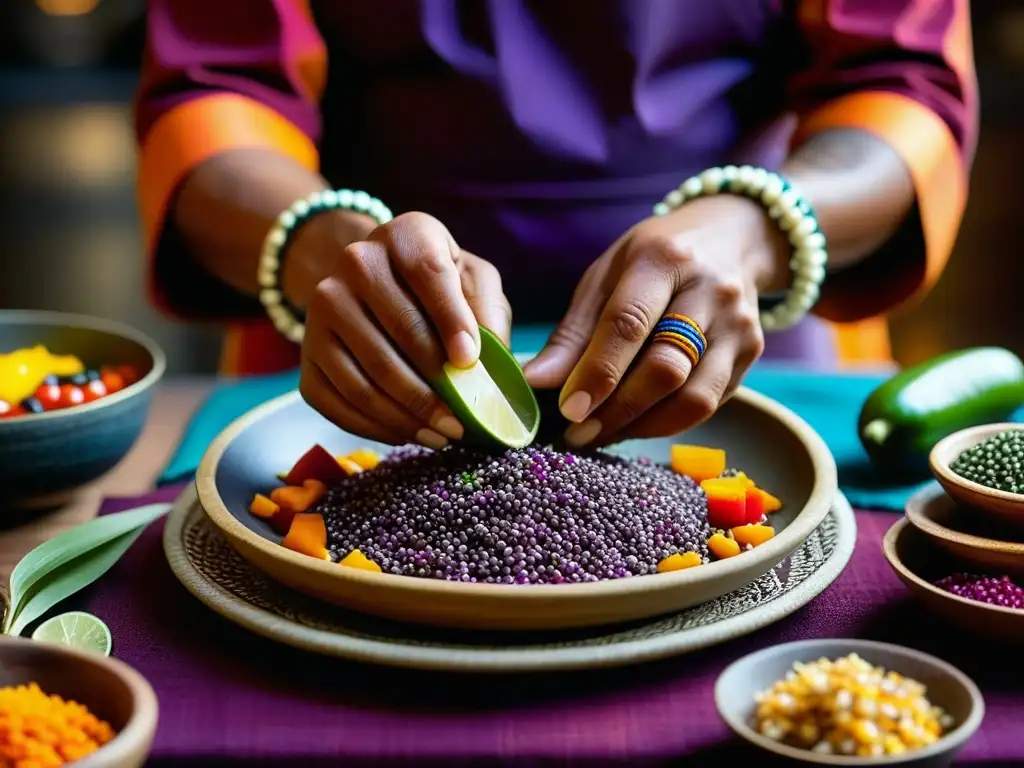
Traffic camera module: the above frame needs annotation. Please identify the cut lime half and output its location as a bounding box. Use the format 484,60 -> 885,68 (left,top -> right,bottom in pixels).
433,327 -> 540,449
32,611 -> 112,657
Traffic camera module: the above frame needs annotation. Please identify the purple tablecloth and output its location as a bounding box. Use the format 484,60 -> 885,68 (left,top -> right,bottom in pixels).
78,487 -> 1020,767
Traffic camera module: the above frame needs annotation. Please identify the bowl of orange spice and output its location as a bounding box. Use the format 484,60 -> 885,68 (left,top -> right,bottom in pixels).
0,635 -> 157,767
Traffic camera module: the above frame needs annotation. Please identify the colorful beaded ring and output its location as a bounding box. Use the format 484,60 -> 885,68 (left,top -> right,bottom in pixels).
652,314 -> 706,367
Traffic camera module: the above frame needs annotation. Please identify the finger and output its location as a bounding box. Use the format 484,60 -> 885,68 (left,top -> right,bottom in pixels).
298,360 -> 405,445
563,287 -> 713,447
557,256 -> 680,423
612,339 -> 737,441
523,229 -> 635,389
343,240 -> 448,378
307,323 -> 439,443
461,255 -> 512,346
311,276 -> 464,441
565,334 -> 694,448
378,212 -> 481,368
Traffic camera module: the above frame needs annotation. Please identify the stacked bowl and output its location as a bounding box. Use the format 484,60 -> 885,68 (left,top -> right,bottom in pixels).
883,424 -> 1024,641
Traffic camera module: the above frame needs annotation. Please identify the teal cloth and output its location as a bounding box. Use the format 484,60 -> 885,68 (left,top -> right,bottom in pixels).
162,326 -> 1023,511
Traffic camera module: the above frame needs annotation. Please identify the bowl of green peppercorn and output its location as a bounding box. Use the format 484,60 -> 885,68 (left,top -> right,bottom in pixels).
931,424 -> 1024,530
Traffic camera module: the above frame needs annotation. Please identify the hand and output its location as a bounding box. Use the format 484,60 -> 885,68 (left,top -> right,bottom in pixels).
300,211 -> 512,447
523,195 -> 787,447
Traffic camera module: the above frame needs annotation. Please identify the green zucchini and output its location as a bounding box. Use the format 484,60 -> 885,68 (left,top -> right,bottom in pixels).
858,347 -> 1024,477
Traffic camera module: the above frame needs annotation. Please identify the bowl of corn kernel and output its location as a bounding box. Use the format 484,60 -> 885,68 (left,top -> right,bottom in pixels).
715,639 -> 983,766
0,635 -> 157,767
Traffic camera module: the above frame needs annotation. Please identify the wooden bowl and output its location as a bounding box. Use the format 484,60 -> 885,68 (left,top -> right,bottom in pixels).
930,423 -> 1024,530
0,310 -> 165,508
715,638 -> 984,767
882,517 -> 1024,641
0,635 -> 157,767
905,482 -> 1024,576
196,386 -> 838,631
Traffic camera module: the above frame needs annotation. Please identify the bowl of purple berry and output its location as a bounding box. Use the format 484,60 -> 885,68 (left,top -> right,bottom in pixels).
882,517 -> 1024,642
196,379 -> 838,632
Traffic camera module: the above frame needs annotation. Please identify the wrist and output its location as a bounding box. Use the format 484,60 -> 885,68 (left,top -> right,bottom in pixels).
733,196 -> 791,294
281,208 -> 377,310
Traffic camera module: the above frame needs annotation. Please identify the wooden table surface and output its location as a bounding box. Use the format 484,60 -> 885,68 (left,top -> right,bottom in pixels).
0,378 -> 214,584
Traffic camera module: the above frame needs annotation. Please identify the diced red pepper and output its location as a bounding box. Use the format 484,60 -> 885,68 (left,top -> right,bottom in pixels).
744,487 -> 766,524
705,485 -> 748,529
284,444 -> 348,487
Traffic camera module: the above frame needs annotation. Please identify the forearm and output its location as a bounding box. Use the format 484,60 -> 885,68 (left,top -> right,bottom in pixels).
784,128 -> 916,273
172,148 -> 376,309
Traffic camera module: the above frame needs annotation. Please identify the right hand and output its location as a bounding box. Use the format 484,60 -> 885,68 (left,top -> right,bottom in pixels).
299,212 -> 512,448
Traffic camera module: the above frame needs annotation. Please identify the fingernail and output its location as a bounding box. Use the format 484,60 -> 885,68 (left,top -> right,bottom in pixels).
450,331 -> 478,368
560,391 -> 592,423
565,418 -> 602,447
416,428 -> 449,450
431,412 -> 464,440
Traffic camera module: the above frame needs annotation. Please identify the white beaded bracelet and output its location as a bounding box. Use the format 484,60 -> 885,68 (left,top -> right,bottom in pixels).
257,189 -> 394,343
653,165 -> 828,332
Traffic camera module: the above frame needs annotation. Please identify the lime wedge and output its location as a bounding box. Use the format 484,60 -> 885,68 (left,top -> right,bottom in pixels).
433,326 -> 540,449
32,611 -> 111,656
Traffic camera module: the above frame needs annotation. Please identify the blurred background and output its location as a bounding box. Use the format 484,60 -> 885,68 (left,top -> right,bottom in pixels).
0,0 -> 1020,374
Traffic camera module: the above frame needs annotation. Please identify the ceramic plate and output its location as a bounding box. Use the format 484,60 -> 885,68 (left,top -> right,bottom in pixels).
195,387 -> 838,631
165,484 -> 856,673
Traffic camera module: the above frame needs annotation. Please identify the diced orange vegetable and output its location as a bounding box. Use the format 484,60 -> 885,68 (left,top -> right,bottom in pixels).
657,551 -> 703,572
284,444 -> 348,486
336,456 -> 363,475
282,513 -> 331,560
752,487 -> 782,513
731,524 -> 776,548
339,549 -> 383,573
708,532 -> 742,559
730,471 -> 756,487
670,445 -> 726,482
700,477 -> 751,494
269,479 -> 328,533
249,493 -> 279,520
346,448 -> 380,470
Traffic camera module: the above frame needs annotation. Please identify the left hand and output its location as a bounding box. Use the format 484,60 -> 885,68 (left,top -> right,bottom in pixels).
523,194 -> 788,447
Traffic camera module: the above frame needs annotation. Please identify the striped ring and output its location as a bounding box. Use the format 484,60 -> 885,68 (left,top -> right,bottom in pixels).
653,320 -> 706,357
654,334 -> 701,368
661,314 -> 706,346
652,314 -> 707,365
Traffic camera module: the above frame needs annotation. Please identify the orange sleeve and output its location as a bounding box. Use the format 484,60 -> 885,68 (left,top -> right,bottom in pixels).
135,0 -> 326,318
788,0 -> 977,322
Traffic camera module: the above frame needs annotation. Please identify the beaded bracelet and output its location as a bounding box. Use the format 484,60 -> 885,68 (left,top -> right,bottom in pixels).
652,166 -> 828,332
258,189 -> 394,343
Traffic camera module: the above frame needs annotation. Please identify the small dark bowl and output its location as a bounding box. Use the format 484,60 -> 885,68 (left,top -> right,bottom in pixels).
0,635 -> 158,767
0,311 -> 165,507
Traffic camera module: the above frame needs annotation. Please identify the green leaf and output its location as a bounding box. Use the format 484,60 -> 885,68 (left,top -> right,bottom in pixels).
4,503 -> 170,635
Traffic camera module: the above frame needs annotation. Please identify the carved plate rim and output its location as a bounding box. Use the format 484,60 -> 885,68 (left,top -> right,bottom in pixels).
163,484 -> 856,673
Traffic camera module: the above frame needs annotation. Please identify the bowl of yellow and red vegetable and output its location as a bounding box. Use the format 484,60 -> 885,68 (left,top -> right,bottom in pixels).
0,311 -> 165,506
197,386 -> 837,631
0,635 -> 158,767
